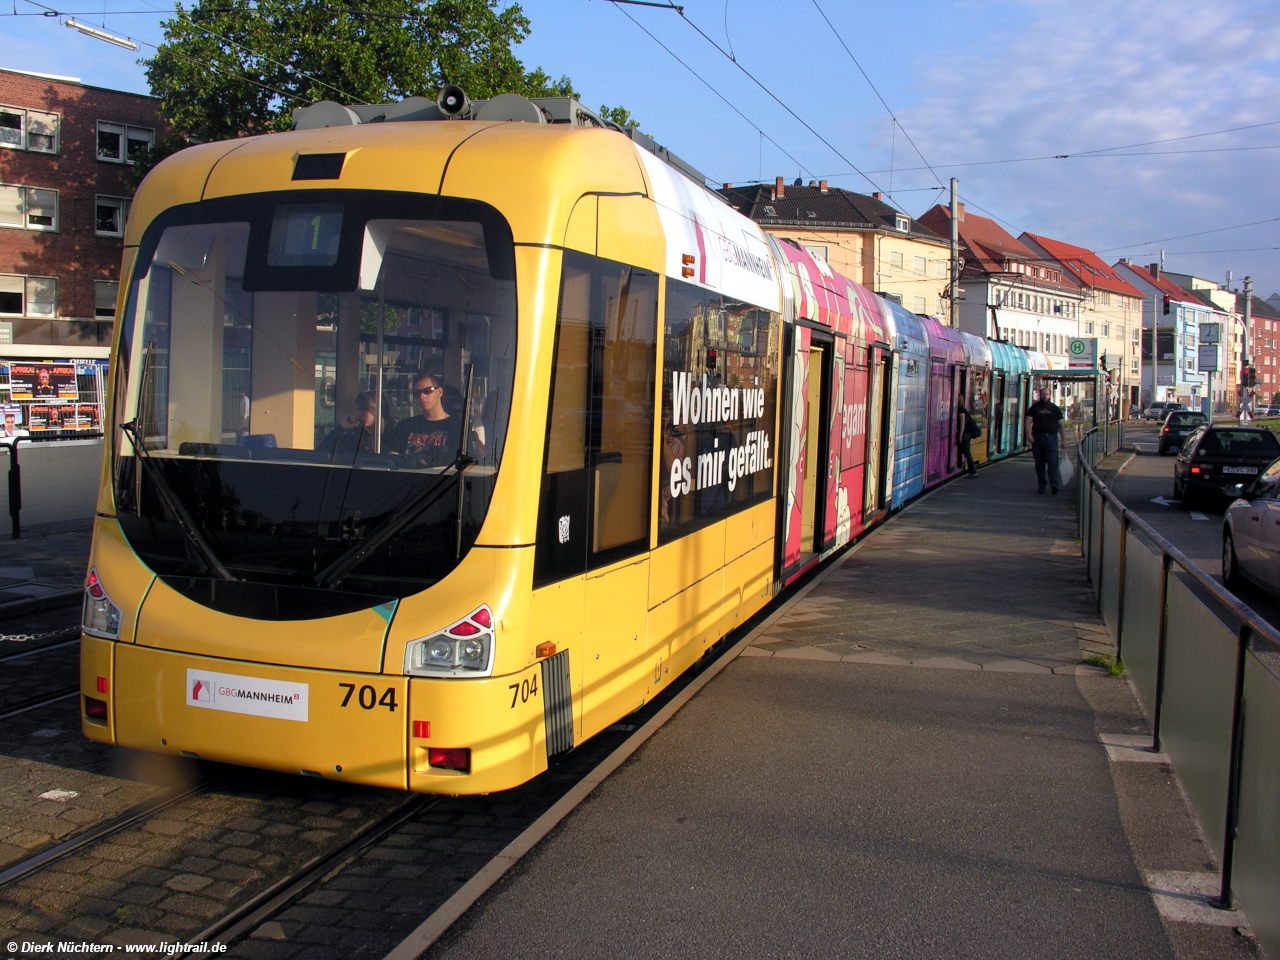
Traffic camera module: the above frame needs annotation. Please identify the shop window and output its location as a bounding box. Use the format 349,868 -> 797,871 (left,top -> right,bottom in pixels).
94,280 -> 119,319
97,121 -> 153,163
535,251 -> 658,585
95,196 -> 130,237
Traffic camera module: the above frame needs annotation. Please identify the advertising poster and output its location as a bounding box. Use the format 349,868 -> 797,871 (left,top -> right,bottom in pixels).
0,403 -> 26,438
26,404 -> 50,431
10,362 -> 77,400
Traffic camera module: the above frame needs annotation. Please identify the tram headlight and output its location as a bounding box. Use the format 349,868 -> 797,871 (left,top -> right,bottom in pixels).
404,604 -> 495,678
82,567 -> 122,640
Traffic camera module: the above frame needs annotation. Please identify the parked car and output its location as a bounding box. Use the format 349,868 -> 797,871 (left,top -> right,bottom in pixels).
1174,425 -> 1280,509
1144,402 -> 1171,420
1263,405 -> 1280,417
1158,410 -> 1208,454
1222,458 -> 1280,591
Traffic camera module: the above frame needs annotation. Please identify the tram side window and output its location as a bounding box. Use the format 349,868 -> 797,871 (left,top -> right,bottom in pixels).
534,251 -> 657,587
659,278 -> 778,545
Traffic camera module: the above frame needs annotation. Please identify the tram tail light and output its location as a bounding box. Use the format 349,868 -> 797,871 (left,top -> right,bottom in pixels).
427,747 -> 470,773
84,696 -> 108,724
404,605 -> 495,678
82,567 -> 122,640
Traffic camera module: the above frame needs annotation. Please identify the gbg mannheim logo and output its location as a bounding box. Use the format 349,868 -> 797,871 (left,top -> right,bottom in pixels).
185,668 -> 308,722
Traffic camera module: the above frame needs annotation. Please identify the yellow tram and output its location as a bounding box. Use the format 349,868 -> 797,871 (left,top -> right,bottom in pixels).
80,94 -> 782,794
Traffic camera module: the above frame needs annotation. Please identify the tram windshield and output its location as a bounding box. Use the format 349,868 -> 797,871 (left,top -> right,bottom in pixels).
111,192 -> 516,615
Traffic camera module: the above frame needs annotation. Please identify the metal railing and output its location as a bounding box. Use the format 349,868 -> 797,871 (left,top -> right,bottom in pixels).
1077,425 -> 1280,956
0,433 -> 103,539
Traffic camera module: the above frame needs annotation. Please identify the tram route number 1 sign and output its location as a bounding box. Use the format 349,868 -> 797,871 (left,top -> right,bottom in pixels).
1068,338 -> 1098,369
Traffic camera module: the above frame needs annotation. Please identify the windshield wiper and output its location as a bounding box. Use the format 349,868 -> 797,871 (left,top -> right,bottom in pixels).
312,456 -> 471,589
120,419 -> 236,581
314,366 -> 479,590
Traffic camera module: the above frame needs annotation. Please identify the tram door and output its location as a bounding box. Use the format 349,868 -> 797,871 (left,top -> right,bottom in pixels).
991,373 -> 1006,455
799,337 -> 833,561
864,348 -> 892,516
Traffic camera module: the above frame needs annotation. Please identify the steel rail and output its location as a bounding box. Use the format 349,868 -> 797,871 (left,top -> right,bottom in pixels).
1076,427 -> 1280,653
0,637 -> 79,664
0,780 -> 218,888
0,686 -> 79,720
172,795 -> 437,958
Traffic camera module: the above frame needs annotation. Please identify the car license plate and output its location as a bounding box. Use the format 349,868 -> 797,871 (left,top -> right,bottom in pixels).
1223,466 -> 1258,474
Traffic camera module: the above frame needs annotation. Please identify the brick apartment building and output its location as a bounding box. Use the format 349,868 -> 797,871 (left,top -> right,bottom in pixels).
0,66 -> 164,435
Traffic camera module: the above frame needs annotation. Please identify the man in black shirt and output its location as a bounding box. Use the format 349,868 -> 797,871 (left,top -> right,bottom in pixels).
388,373 -> 461,468
1025,386 -> 1067,494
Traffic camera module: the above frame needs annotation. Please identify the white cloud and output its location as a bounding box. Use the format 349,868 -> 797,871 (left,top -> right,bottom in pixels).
884,0 -> 1280,292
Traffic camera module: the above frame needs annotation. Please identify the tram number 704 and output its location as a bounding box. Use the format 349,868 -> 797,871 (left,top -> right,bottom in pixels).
338,683 -> 398,712
509,675 -> 538,708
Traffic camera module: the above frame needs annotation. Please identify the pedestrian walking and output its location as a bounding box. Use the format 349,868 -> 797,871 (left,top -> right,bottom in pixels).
1025,386 -> 1067,494
957,402 -> 979,478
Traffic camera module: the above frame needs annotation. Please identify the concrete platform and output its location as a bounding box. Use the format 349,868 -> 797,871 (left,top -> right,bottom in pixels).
412,455 -> 1262,960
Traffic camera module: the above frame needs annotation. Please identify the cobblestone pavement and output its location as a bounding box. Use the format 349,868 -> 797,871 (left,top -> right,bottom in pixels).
0,521 -> 91,605
0,652 -> 685,959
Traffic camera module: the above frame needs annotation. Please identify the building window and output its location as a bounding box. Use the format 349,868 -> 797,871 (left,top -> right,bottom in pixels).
1131,359 -> 1138,373
763,205 -> 777,217
1101,323 -> 1110,338
0,106 -> 59,153
889,250 -> 904,270
804,244 -> 829,262
1101,291 -> 1111,306
0,183 -> 58,231
912,296 -> 926,313
94,280 -> 119,319
912,255 -> 926,276
936,260 -> 946,279
95,196 -> 131,237
96,121 -> 153,163
1084,321 -> 1094,335
894,214 -> 909,232
0,274 -> 56,317
882,292 -> 903,305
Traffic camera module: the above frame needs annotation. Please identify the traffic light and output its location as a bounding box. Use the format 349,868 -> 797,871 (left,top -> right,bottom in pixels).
1162,295 -> 1171,315
706,347 -> 718,369
1244,365 -> 1257,388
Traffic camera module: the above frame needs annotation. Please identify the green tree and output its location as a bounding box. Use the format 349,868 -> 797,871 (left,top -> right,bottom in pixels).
598,104 -> 640,129
143,0 -> 577,144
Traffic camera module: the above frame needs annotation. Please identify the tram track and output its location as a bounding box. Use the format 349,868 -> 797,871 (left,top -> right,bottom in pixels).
173,794 -> 438,958
0,687 -> 79,721
0,780 -> 219,889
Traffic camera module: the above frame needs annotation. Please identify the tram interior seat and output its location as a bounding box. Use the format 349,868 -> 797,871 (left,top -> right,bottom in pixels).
177,442 -> 251,459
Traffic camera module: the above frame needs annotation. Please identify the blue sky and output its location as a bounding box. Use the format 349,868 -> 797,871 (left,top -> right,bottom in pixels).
5,0 -> 1279,296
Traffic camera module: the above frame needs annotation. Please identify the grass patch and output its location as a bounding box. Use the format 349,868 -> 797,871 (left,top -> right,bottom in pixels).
1082,654 -> 1125,678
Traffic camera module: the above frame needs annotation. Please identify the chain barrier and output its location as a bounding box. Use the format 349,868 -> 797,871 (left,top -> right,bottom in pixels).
0,624 -> 80,644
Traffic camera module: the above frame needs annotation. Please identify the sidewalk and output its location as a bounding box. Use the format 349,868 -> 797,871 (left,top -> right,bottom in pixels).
419,454 -> 1260,960
0,518 -> 90,609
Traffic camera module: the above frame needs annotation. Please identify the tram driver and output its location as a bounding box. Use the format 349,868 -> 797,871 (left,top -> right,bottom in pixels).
388,372 -> 462,468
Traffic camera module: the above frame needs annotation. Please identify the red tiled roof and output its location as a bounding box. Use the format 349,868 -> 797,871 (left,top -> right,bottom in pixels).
916,205 -> 1075,290
1021,234 -> 1142,298
1111,262 -> 1203,304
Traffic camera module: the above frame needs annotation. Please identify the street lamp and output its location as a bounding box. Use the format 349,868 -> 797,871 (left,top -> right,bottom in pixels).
64,18 -> 139,51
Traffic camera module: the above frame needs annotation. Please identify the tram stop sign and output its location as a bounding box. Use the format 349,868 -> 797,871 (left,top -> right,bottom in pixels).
1067,337 -> 1097,369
